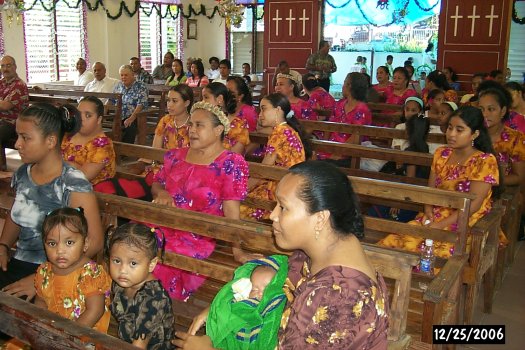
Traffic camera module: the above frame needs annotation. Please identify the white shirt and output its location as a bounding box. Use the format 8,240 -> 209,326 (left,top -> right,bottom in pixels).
391,123 -> 443,154
213,77 -> 228,85
84,77 -> 119,94
75,71 -> 95,86
206,68 -> 220,80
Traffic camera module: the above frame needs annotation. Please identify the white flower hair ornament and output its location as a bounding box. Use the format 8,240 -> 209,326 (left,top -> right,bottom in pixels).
190,101 -> 231,134
285,110 -> 295,120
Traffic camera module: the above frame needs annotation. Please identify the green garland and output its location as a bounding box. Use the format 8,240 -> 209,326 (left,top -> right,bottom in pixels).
513,0 -> 525,25
22,0 -> 261,21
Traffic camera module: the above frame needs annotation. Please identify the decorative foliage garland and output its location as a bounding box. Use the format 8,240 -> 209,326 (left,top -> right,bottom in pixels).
20,0 -> 265,21
513,0 -> 525,25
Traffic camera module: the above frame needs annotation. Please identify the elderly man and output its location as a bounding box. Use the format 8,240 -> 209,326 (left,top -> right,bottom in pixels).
305,40 -> 337,92
1,55 -> 29,153
84,62 -> 118,94
74,58 -> 94,86
113,65 -> 148,144
130,57 -> 153,84
152,52 -> 174,81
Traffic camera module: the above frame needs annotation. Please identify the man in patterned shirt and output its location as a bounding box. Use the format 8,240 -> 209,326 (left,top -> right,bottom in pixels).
130,57 -> 153,85
112,65 -> 149,144
305,40 -> 337,92
1,55 -> 29,157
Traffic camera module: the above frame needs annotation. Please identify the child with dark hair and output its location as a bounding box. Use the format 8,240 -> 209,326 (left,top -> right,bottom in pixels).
0,103 -> 103,300
301,73 -> 336,121
391,96 -> 424,151
379,106 -> 506,258
36,207 -> 111,332
107,223 -> 174,350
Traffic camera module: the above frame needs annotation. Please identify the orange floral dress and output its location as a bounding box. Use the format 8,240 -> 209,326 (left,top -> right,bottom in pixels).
241,123 -> 305,221
492,126 -> 525,177
223,116 -> 250,151
34,261 -> 112,333
61,133 -> 116,185
154,114 -> 190,149
378,146 -> 503,258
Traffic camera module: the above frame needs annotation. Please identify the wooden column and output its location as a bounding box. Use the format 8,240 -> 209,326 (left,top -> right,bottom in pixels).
263,0 -> 320,92
437,0 -> 513,89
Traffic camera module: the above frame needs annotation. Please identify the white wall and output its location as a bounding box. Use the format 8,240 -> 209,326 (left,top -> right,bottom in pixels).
1,0 -> 227,81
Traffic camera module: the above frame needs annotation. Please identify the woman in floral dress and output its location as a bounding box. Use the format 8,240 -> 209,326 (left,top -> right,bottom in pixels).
61,96 -> 115,185
240,93 -> 311,221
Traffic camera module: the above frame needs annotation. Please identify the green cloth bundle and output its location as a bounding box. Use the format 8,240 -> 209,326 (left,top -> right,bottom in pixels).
206,255 -> 288,350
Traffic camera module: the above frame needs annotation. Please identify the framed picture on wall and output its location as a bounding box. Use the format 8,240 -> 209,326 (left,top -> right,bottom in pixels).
187,19 -> 197,40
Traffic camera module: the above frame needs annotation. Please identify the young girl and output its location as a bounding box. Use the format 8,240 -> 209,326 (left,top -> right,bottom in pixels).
0,103 -> 103,300
391,96 -> 424,151
438,101 -> 458,134
107,223 -> 174,350
424,88 -> 445,122
35,207 -> 111,332
379,106 -> 504,258
61,96 -> 116,185
202,82 -> 250,155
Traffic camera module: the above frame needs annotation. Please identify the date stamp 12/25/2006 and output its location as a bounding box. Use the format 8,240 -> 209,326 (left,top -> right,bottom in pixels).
433,325 -> 505,344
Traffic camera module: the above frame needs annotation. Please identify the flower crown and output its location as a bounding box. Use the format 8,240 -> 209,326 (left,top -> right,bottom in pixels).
276,73 -> 301,86
190,101 -> 230,134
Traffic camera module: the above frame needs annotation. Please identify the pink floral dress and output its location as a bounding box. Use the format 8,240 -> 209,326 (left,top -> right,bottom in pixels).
152,148 -> 248,300
237,104 -> 258,132
328,100 -> 372,143
505,111 -> 525,134
290,99 -> 313,120
306,88 -> 336,120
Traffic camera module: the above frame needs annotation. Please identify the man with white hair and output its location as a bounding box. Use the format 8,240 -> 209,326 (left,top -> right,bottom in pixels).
1,55 -> 29,157
84,62 -> 118,94
112,65 -> 148,144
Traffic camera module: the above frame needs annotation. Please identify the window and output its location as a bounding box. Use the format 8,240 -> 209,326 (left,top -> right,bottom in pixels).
230,6 -> 264,74
139,3 -> 182,72
23,0 -> 87,83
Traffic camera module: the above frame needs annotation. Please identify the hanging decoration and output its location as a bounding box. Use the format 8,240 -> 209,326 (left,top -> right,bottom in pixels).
19,0 -> 261,22
216,0 -> 245,28
0,0 -> 24,25
512,0 -> 525,25
0,13 -> 4,55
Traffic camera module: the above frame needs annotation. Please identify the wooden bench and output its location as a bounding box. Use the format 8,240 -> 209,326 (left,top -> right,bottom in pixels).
28,88 -> 124,142
96,192 -> 463,349
0,292 -> 138,350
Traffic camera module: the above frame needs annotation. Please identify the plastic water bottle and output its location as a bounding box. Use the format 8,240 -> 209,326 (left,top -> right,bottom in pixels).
419,239 -> 435,276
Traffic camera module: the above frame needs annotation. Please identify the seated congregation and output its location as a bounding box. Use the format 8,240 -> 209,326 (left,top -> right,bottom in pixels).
0,46 -> 524,350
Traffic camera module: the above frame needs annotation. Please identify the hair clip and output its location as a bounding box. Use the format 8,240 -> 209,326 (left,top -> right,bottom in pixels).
150,227 -> 156,234
62,106 -> 71,122
286,110 -> 294,120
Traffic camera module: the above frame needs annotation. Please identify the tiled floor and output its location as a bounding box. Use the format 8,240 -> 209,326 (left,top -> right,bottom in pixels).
459,242 -> 524,350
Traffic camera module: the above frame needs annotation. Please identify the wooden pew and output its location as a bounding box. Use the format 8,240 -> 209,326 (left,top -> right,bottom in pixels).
96,192 -> 464,349
0,292 -> 138,350
111,141 -> 505,328
28,89 -> 124,142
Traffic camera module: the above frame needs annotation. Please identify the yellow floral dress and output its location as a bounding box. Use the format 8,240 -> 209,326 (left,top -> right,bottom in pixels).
378,146 -> 503,258
61,133 -> 116,185
278,251 -> 389,349
155,114 -> 190,149
240,123 -> 305,221
492,126 -> 525,177
34,261 -> 112,333
223,116 -> 250,151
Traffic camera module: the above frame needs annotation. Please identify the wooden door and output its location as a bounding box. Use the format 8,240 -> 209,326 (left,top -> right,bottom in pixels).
263,0 -> 321,92
437,0 -> 513,90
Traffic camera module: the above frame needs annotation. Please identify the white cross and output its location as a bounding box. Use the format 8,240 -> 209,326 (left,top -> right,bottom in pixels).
273,9 -> 282,37
485,4 -> 499,37
450,5 -> 463,37
286,9 -> 295,36
467,5 -> 480,37
299,9 -> 310,36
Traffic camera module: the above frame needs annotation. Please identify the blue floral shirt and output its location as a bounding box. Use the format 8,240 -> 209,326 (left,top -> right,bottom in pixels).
113,81 -> 149,119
